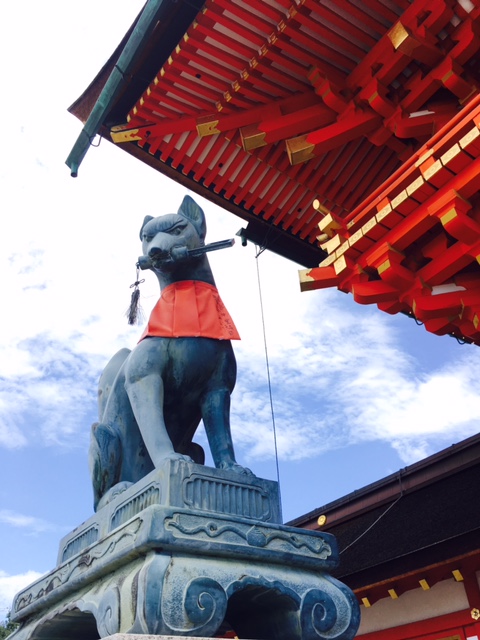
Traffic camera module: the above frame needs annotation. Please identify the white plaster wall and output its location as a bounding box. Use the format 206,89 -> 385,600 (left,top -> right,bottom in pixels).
357,578 -> 469,635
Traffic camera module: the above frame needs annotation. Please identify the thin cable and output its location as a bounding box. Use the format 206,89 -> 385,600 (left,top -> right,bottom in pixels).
340,495 -> 402,554
340,472 -> 404,554
255,246 -> 282,518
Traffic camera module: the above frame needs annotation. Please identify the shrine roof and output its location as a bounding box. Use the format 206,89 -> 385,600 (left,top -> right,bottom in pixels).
288,432 -> 480,604
69,0 -> 480,342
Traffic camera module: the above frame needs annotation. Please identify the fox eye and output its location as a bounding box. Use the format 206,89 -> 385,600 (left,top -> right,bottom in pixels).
170,226 -> 183,235
143,234 -> 153,242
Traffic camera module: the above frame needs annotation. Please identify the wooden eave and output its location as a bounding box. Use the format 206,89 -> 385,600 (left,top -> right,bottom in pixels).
69,0 -> 203,126
287,433 -> 480,604
69,0 -> 480,333
289,432 -> 480,530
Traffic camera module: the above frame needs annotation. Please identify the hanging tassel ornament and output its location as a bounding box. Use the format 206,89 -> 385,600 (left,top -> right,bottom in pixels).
126,263 -> 145,325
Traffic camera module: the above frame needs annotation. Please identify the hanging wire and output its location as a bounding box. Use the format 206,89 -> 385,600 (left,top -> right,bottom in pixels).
340,494 -> 402,554
340,471 -> 404,554
255,245 -> 283,517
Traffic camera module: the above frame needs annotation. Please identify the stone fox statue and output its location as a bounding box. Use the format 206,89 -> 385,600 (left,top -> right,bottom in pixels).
90,195 -> 249,511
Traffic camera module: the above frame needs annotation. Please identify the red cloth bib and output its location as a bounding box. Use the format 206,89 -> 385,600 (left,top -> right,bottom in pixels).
139,280 -> 240,341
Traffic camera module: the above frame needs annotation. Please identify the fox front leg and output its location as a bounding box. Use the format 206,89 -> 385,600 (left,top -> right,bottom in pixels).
123,342 -> 192,466
201,388 -> 253,476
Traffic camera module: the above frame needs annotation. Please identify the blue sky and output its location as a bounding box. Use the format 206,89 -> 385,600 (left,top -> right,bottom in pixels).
2,0 -> 480,617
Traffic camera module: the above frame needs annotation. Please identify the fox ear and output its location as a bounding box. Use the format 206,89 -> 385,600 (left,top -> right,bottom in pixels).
178,195 -> 206,240
139,215 -> 154,240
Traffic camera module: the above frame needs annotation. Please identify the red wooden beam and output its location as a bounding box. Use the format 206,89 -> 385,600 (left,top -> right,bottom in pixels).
286,109 -> 381,165
241,104 -> 336,150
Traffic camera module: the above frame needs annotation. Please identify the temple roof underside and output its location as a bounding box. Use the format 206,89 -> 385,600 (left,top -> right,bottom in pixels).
69,0 -> 480,345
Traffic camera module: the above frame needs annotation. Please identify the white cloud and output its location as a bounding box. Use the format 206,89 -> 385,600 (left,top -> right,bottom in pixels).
0,571 -> 44,617
2,199 -> 480,468
0,511 -> 62,535
226,271 -> 480,467
0,336 -> 99,450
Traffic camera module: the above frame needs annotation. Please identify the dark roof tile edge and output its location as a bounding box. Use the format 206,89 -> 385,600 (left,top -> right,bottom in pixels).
288,432 -> 480,528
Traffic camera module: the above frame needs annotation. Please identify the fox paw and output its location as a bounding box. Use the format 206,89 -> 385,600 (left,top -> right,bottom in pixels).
219,461 -> 255,476
96,481 -> 133,510
164,452 -> 194,464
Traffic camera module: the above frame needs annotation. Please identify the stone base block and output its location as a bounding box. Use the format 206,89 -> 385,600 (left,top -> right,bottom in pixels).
10,461 -> 359,640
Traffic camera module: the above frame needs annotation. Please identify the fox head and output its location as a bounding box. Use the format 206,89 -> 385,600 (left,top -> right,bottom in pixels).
139,195 -> 207,267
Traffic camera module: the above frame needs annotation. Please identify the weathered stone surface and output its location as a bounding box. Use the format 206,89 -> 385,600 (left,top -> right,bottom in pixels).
10,462 -> 359,639
58,459 -> 282,567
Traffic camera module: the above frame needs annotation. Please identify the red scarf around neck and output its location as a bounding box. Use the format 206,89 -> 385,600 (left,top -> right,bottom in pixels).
139,280 -> 240,341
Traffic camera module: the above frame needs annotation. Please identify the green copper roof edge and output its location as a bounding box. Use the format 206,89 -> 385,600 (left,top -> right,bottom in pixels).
66,0 -> 170,177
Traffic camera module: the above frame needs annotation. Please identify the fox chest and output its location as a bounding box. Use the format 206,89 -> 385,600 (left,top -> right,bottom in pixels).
126,336 -> 236,401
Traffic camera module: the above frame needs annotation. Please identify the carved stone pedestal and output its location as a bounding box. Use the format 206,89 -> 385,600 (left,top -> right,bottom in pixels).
10,461 -> 359,640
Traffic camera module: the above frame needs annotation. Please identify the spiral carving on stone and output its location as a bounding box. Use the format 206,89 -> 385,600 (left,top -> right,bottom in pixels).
300,588 -> 337,638
183,577 -> 227,634
97,586 -> 120,637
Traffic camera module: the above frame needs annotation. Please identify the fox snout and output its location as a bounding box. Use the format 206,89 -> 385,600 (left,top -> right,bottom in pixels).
138,243 -> 190,270
149,243 -> 189,261
148,245 -> 172,262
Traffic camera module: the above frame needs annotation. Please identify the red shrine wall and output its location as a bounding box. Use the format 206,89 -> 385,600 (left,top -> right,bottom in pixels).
357,571 -> 480,640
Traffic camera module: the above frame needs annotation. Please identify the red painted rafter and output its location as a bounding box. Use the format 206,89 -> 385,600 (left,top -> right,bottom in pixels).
300,96 -> 480,344
105,0 -> 480,347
